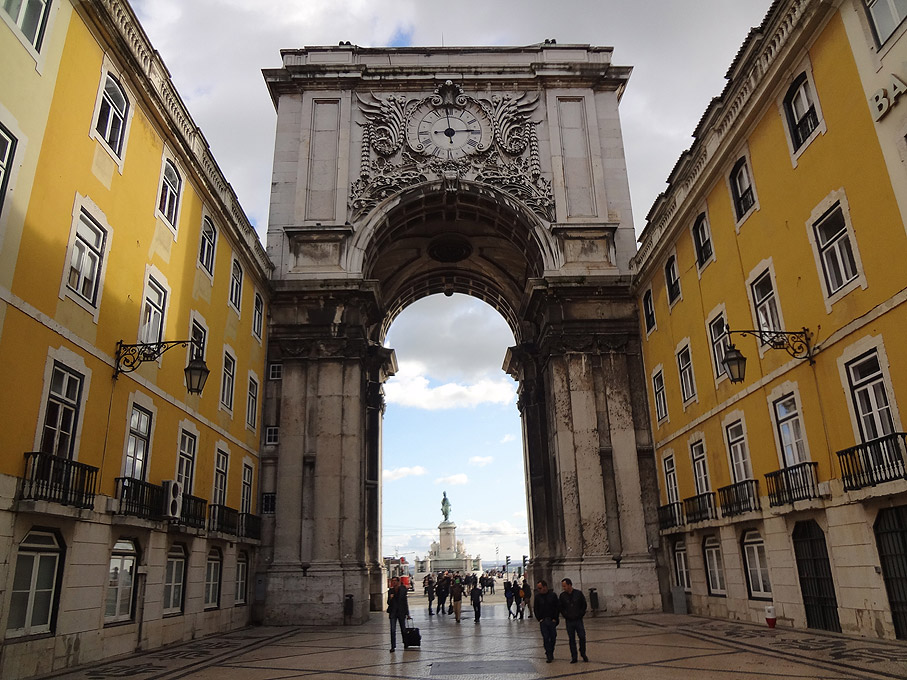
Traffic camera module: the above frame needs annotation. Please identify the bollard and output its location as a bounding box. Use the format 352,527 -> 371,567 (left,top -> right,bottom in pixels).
344,594 -> 354,625
764,604 -> 776,628
588,588 -> 599,617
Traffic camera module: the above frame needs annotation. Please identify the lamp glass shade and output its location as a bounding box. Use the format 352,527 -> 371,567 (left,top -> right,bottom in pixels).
185,358 -> 210,395
722,344 -> 747,383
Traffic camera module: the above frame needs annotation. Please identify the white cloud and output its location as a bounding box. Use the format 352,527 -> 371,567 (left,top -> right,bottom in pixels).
435,473 -> 468,486
512,510 -> 527,518
500,434 -> 516,443
469,456 -> 493,467
384,360 -> 516,410
383,466 -> 427,481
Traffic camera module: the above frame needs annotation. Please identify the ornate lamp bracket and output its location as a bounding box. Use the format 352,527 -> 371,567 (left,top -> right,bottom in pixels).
724,326 -> 814,363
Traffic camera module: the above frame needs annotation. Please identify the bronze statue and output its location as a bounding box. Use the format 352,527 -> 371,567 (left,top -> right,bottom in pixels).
441,491 -> 451,521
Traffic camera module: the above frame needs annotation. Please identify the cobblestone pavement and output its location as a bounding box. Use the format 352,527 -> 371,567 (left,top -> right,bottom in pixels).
46,597 -> 907,680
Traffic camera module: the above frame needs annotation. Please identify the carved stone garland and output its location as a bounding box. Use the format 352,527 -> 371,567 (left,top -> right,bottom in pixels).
350,81 -> 553,221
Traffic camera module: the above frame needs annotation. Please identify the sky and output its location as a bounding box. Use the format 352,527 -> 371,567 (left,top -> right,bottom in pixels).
130,0 -> 773,568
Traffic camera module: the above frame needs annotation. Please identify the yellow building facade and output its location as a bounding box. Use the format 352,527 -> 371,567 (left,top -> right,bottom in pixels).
0,1 -> 271,676
633,0 -> 907,640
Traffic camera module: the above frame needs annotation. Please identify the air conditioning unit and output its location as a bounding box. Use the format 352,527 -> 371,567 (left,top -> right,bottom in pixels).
162,480 -> 183,520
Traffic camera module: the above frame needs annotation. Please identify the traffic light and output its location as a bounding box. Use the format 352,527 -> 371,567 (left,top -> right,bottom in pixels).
522,555 -> 528,570
505,555 -> 511,571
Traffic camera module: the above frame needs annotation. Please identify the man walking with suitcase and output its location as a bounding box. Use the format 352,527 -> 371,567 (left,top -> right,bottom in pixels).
387,577 -> 409,652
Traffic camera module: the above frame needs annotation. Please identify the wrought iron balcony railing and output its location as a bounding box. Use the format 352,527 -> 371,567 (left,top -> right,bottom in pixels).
181,493 -> 208,529
765,461 -> 819,507
114,477 -> 163,520
657,502 -> 685,530
718,479 -> 761,517
20,451 -> 98,509
683,492 -> 717,523
208,504 -> 239,535
837,432 -> 907,491
239,512 -> 262,540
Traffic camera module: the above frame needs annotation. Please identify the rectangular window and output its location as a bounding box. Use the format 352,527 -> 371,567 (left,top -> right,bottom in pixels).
751,270 -> 781,336
814,205 -> 857,295
261,492 -> 276,514
158,160 -> 181,227
269,363 -> 282,381
253,293 -> 264,339
246,377 -> 258,430
265,426 -> 279,446
691,440 -> 710,494
229,259 -> 243,311
105,540 -> 137,622
773,395 -> 808,466
847,351 -> 895,441
221,352 -> 235,410
704,537 -> 726,596
653,370 -> 668,422
139,277 -> 167,345
7,531 -> 61,636
213,450 -> 228,506
204,551 -> 221,608
177,430 -> 196,491
663,454 -> 679,504
163,547 -> 185,615
124,405 -> 151,481
2,0 -> 51,50
40,363 -> 82,459
709,316 -> 728,379
677,345 -> 696,402
674,542 -> 690,591
0,122 -> 17,216
67,211 -> 106,306
865,0 -> 907,44
235,554 -> 248,605
241,464 -> 253,514
726,420 -> 753,482
190,321 -> 206,361
743,531 -> 772,598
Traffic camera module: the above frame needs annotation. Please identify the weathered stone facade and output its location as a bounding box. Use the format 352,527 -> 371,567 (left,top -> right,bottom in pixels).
259,45 -> 663,623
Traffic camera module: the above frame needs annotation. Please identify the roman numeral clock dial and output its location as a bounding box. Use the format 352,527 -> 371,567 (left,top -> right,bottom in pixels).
406,100 -> 492,160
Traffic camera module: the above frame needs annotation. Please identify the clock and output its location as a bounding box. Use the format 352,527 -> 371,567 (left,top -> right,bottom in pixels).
406,100 -> 493,159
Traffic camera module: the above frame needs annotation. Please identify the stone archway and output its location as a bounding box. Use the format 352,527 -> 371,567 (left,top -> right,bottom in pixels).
259,45 -> 663,624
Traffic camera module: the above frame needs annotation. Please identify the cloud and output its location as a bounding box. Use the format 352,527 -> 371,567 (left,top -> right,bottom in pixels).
469,456 -> 493,467
435,474 -> 468,486
500,434 -> 516,443
384,360 -> 516,410
383,466 -> 427,481
512,510 -> 527,518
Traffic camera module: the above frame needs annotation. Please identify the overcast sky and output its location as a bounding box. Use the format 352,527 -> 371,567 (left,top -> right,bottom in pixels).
132,0 -> 772,566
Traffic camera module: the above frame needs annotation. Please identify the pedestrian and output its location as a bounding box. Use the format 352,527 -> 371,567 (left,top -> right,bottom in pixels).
534,579 -> 559,663
450,577 -> 464,622
426,576 -> 436,616
504,580 -> 515,618
559,578 -> 588,663
470,582 -> 482,623
386,576 -> 409,653
522,577 -> 533,619
515,580 -> 525,619
436,573 -> 448,615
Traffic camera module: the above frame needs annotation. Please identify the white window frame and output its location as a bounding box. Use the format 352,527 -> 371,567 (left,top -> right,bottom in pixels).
235,552 -> 248,605
34,348 -> 91,462
806,190 -> 866,312
177,427 -> 197,494
105,539 -> 137,623
198,215 -> 217,277
246,373 -> 259,431
652,366 -> 668,423
837,337 -> 902,447
642,287 -> 656,335
664,253 -> 682,306
0,120 -> 18,229
241,463 -> 253,514
269,363 -> 283,381
89,59 -> 134,170
723,414 -> 753,483
691,212 -> 714,271
865,0 -> 907,46
204,549 -> 222,609
742,530 -> 772,599
1,0 -> 53,58
155,156 -> 182,232
773,391 -> 810,467
690,438 -> 710,495
847,348 -> 897,442
213,448 -> 229,507
727,150 -> 759,228
163,545 -> 186,615
663,452 -> 679,505
137,268 -> 170,347
220,348 -> 236,413
252,292 -> 264,341
265,426 -> 280,446
703,536 -> 726,596
707,308 -> 728,382
673,540 -> 690,592
39,361 -> 83,459
229,258 -> 243,313
778,62 -> 825,165
6,530 -> 62,637
60,195 -> 113,322
123,403 -> 152,481
676,340 -> 697,406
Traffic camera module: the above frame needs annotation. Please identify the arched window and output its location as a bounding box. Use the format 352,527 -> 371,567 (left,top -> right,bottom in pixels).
673,540 -> 690,591
703,536 -> 726,595
199,216 -> 216,274
691,213 -> 713,267
730,158 -> 755,220
235,552 -> 248,605
664,256 -> 681,303
642,290 -> 656,332
205,548 -> 222,609
7,530 -> 63,636
163,544 -> 186,615
95,75 -> 129,156
742,530 -> 772,598
158,160 -> 181,226
784,73 -> 818,150
229,259 -> 243,310
105,539 -> 138,622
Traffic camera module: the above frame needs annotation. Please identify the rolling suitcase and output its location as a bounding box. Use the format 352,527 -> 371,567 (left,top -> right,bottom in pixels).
402,616 -> 421,648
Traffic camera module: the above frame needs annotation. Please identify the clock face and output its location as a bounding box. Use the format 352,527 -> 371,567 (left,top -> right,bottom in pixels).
407,101 -> 492,159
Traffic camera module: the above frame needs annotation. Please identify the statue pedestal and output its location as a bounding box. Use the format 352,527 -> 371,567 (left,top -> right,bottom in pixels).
438,521 -> 457,557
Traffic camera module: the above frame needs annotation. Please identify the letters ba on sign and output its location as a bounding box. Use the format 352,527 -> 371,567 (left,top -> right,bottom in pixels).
869,74 -> 907,121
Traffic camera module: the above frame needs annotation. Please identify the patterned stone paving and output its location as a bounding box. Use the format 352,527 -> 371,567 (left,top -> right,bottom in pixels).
46,602 -> 907,680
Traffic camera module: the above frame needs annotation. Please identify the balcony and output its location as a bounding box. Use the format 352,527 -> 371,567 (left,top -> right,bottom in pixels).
181,493 -> 208,529
658,502 -> 684,530
208,504 -> 239,535
20,451 -> 98,509
239,512 -> 262,540
683,492 -> 717,523
718,479 -> 761,518
114,477 -> 164,520
837,433 -> 907,491
765,461 -> 819,507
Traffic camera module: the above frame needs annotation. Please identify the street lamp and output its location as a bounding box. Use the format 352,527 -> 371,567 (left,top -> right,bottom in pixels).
721,326 -> 813,384
114,338 -> 210,395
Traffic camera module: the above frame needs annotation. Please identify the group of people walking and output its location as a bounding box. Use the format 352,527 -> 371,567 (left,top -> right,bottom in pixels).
388,573 -> 589,663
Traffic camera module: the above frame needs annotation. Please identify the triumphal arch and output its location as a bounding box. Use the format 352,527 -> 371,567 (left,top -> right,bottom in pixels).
259,44 -> 663,624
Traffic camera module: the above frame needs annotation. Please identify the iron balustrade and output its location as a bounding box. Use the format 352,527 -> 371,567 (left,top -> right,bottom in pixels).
657,502 -> 685,530
683,492 -> 717,523
239,513 -> 262,540
20,451 -> 98,509
181,494 -> 208,529
793,106 -> 819,147
837,432 -> 907,491
718,479 -> 761,517
208,504 -> 239,535
114,477 -> 164,519
765,461 -> 820,507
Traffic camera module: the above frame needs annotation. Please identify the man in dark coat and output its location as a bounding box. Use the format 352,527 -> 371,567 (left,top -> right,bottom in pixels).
450,577 -> 464,622
470,581 -> 483,622
386,577 -> 409,652
559,578 -> 588,663
534,579 -> 559,662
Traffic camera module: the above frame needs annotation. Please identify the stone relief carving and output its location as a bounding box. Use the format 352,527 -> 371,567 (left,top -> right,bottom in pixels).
351,81 -> 553,222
